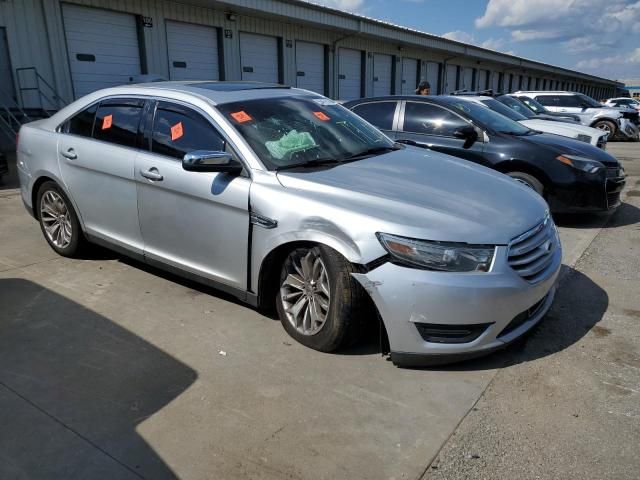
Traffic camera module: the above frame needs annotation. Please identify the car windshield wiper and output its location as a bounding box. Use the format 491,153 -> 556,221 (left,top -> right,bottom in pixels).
341,145 -> 400,161
275,158 -> 341,171
395,139 -> 425,148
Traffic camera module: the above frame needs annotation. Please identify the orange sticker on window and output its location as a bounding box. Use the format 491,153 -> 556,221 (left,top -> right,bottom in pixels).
231,111 -> 252,123
171,121 -> 184,141
101,114 -> 113,130
313,111 -> 330,121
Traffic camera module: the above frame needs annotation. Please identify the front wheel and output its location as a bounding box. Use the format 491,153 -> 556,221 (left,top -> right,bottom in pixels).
592,119 -> 617,138
276,245 -> 365,352
507,172 -> 545,197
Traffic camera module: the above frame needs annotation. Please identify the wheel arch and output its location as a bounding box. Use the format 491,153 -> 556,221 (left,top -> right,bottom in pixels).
494,160 -> 552,190
31,175 -> 86,233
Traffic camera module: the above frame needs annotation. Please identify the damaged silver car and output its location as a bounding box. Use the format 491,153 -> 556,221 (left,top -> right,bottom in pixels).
17,82 -> 561,366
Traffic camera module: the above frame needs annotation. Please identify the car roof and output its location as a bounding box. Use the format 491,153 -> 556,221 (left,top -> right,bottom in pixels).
514,91 -> 579,96
113,81 -> 318,105
344,95 -> 469,106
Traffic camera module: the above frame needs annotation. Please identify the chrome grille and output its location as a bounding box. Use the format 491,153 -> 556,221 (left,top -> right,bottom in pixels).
508,215 -> 558,284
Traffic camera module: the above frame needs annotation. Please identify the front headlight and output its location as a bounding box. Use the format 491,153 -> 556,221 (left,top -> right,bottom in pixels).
376,233 -> 495,272
556,154 -> 604,174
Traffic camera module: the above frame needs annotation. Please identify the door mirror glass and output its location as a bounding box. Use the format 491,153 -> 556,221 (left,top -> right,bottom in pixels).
452,125 -> 478,149
182,150 -> 242,174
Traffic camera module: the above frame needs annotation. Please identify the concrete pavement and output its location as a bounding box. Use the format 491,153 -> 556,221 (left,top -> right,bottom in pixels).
0,143 -> 636,479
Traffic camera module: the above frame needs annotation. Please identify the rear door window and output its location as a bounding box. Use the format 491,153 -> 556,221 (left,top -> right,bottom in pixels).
535,95 -> 559,107
64,104 -> 97,137
151,101 -> 227,160
403,102 -> 467,137
93,98 -> 145,148
350,101 -> 397,130
555,95 -> 582,107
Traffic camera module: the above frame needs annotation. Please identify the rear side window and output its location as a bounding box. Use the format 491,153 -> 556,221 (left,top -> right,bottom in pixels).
65,104 -> 97,137
403,102 -> 466,137
555,95 -> 581,107
93,98 -> 144,149
151,102 -> 226,160
535,96 -> 559,107
351,102 -> 397,130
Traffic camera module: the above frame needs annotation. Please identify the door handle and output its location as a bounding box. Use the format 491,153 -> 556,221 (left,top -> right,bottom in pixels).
140,168 -> 163,181
61,148 -> 77,160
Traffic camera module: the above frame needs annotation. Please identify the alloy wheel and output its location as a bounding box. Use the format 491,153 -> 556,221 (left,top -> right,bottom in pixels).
596,123 -> 612,134
280,250 -> 331,336
40,190 -> 73,249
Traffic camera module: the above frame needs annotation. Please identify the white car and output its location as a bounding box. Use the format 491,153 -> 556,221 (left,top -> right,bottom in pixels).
604,97 -> 640,111
461,96 -> 608,149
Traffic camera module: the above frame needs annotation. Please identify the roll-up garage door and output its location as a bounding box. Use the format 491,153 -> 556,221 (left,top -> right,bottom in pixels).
491,72 -> 500,92
401,58 -> 418,94
166,21 -> 220,81
461,67 -> 474,90
444,64 -> 458,93
426,62 -> 440,94
478,69 -> 488,90
338,48 -> 362,100
295,41 -> 325,94
372,53 -> 393,96
239,32 -> 279,83
62,4 -> 141,98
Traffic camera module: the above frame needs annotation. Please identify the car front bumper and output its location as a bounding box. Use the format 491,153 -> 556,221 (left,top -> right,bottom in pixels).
547,166 -> 626,213
352,242 -> 561,367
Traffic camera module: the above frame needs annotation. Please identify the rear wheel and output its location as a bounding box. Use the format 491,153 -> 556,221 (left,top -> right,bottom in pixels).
276,245 -> 365,352
592,119 -> 617,138
36,181 -> 85,257
507,172 -> 544,197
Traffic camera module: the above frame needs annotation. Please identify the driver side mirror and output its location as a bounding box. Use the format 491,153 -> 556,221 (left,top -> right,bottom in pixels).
453,125 -> 479,149
182,150 -> 243,174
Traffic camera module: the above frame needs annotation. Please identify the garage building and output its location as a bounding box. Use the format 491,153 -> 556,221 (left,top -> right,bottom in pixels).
0,0 -> 623,115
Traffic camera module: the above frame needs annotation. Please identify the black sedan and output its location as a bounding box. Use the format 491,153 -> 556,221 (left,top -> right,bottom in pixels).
343,95 -> 625,213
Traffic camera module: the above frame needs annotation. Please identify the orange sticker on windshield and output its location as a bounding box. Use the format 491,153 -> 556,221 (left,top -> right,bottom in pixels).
101,114 -> 112,130
313,111 -> 330,121
171,121 -> 184,141
231,111 -> 252,123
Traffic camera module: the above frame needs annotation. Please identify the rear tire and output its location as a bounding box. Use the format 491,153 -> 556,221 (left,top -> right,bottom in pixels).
36,181 -> 85,257
276,245 -> 366,352
592,119 -> 617,138
507,172 -> 545,197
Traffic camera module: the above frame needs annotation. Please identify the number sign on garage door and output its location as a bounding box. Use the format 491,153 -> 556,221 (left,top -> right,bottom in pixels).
401,58 -> 418,95
62,4 -> 141,99
295,41 -> 325,94
372,53 -> 393,96
239,32 -> 279,83
338,48 -> 362,101
166,21 -> 220,81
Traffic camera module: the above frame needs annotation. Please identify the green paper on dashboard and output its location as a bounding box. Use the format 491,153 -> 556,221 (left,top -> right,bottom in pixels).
266,130 -> 317,159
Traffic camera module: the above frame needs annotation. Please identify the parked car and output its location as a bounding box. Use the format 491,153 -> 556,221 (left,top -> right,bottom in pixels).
344,95 -> 625,213
0,151 -> 8,180
514,91 -> 639,140
17,81 -> 561,367
603,97 -> 640,111
510,94 -> 582,123
460,94 -> 608,148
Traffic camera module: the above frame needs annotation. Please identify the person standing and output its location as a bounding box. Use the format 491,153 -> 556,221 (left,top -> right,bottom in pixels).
415,80 -> 431,95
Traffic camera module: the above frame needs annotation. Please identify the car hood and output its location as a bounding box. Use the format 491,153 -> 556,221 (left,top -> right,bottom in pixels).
276,147 -> 548,245
521,133 -> 618,166
520,119 -> 604,139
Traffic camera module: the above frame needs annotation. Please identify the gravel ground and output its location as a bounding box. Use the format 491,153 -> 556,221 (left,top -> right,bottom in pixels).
422,180 -> 640,480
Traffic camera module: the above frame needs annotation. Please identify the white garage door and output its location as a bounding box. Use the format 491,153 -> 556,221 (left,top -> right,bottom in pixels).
444,64 -> 458,93
62,4 -> 141,98
239,32 -> 279,83
338,48 -> 362,100
461,67 -> 474,90
166,21 -> 219,81
372,53 -> 393,96
401,58 -> 418,95
426,62 -> 440,94
491,72 -> 500,92
478,69 -> 488,90
295,41 -> 324,94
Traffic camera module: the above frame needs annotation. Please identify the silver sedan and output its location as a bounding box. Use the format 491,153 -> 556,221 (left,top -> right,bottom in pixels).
17,82 -> 561,366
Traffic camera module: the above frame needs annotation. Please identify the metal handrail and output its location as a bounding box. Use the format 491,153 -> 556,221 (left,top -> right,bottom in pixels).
16,67 -> 68,111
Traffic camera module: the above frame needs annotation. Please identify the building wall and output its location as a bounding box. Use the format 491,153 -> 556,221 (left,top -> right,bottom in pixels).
0,0 -> 620,109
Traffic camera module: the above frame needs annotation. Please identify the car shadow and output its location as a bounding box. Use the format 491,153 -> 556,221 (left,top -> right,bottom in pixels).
0,151 -> 19,191
554,201 -> 640,229
0,278 -> 197,479
424,265 -> 608,372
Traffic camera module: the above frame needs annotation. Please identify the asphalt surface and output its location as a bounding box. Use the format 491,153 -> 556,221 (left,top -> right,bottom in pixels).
0,142 -> 637,479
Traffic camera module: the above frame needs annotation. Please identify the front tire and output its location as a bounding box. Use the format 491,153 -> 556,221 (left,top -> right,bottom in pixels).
276,245 -> 365,352
36,181 -> 85,257
592,119 -> 617,138
507,171 -> 545,197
